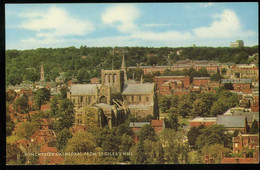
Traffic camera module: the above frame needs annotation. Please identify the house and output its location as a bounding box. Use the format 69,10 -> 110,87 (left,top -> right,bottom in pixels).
151,120 -> 165,132
232,134 -> 259,153
220,134 -> 259,164
129,122 -> 150,142
193,77 -> 210,86
216,115 -> 249,133
154,76 -> 190,88
189,117 -> 217,127
40,104 -> 51,112
90,77 -> 100,84
30,129 -> 57,147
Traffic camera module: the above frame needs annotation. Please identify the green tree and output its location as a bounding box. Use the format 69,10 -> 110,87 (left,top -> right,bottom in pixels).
50,97 -> 59,118
191,98 -> 208,117
249,120 -> 259,134
53,99 -> 75,132
177,100 -> 192,118
138,124 -> 159,142
15,121 -> 39,140
210,72 -> 222,82
130,140 -> 147,164
201,144 -> 231,164
34,88 -> 51,110
159,129 -> 188,164
187,126 -> 204,149
224,83 -> 234,90
14,96 -> 29,114
159,96 -> 171,112
165,110 -> 179,131
56,128 -> 72,151
195,125 -> 231,150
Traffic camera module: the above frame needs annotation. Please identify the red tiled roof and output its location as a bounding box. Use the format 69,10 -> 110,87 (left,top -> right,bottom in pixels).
40,104 -> 51,111
151,120 -> 164,126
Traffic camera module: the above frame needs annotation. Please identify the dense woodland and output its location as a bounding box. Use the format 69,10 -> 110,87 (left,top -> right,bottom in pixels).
6,46 -> 258,86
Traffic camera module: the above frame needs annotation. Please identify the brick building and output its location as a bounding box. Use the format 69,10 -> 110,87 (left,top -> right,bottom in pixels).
221,79 -> 251,92
217,115 -> 249,133
154,76 -> 190,88
189,117 -> 217,127
230,64 -> 259,82
193,77 -> 211,86
232,134 -> 259,153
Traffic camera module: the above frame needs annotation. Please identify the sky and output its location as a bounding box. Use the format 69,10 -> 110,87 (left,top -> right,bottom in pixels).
5,3 -> 258,50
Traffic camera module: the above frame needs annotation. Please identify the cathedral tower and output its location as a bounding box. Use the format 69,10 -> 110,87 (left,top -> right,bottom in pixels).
121,52 -> 127,81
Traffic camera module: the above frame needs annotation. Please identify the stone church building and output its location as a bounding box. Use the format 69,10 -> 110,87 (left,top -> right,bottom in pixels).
67,54 -> 159,128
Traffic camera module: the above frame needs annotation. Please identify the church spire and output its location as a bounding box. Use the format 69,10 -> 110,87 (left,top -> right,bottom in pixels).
121,51 -> 127,81
40,62 -> 45,81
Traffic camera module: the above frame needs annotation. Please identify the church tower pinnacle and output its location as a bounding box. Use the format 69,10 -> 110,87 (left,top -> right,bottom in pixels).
121,52 -> 127,81
40,62 -> 45,81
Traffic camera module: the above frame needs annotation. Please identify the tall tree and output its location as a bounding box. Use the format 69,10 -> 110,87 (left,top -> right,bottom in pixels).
249,120 -> 259,134
56,128 -> 72,151
34,88 -> 51,110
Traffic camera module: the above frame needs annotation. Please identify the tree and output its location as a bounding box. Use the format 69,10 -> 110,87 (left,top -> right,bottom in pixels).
34,88 -> 51,110
210,72 -> 222,82
165,111 -> 179,131
197,67 -> 209,77
118,134 -> 134,162
224,83 -> 234,90
65,131 -> 102,164
14,96 -> 29,114
56,128 -> 72,151
138,124 -> 159,142
159,96 -> 171,112
50,97 -> 59,118
53,99 -> 75,132
187,126 -> 203,149
249,120 -> 259,134
15,122 -> 39,140
130,140 -> 147,164
159,129 -> 189,164
195,125 -> 231,150
177,100 -> 192,118
201,144 -> 231,164
191,98 -> 208,117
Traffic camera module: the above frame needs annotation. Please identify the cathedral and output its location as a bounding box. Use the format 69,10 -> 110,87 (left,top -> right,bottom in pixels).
67,54 -> 159,128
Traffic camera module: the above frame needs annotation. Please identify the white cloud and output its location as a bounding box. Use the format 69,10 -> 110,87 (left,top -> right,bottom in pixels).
193,9 -> 256,39
101,4 -> 139,33
20,6 -> 94,37
143,23 -> 171,27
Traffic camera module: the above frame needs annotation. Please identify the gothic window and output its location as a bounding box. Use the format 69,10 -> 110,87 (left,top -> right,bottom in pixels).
105,74 -> 108,83
131,96 -> 134,102
139,96 -> 142,102
146,96 -> 149,102
110,74 -> 113,83
100,96 -> 107,104
80,96 -> 83,102
114,74 -> 117,83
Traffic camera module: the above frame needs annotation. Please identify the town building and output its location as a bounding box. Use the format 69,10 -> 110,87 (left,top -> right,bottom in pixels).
189,117 -> 217,127
67,55 -> 159,128
216,115 -> 249,133
230,64 -> 259,82
230,40 -> 244,48
153,76 -> 190,88
221,79 -> 252,92
193,77 -> 211,86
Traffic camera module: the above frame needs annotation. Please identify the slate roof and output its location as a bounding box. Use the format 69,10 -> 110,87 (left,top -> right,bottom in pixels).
122,84 -> 154,94
233,112 -> 259,123
221,79 -> 252,84
70,84 -> 101,95
217,115 -> 246,128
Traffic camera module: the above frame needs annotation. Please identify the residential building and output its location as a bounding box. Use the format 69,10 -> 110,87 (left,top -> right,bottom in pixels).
217,115 -> 249,133
189,117 -> 217,127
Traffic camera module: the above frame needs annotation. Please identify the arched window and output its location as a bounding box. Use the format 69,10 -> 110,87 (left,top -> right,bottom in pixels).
100,96 -> 107,104
113,74 -> 116,83
110,74 -> 113,83
105,74 -> 108,83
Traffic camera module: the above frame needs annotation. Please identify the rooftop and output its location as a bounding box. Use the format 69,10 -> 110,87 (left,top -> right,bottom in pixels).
217,115 -> 246,128
190,117 -> 217,122
122,83 -> 154,94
